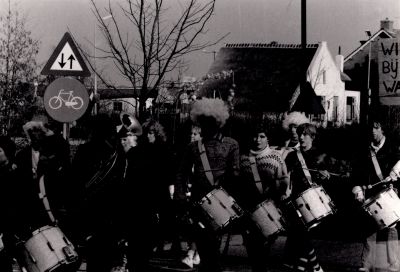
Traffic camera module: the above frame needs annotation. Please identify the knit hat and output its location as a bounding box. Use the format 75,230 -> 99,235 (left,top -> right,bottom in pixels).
282,111 -> 309,131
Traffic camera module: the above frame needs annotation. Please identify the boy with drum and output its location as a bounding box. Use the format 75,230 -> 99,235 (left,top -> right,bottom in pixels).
175,98 -> 240,272
284,123 -> 330,272
352,120 -> 400,272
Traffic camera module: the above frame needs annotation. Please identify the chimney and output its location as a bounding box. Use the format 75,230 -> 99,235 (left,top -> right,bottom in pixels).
336,46 -> 344,72
381,18 -> 394,32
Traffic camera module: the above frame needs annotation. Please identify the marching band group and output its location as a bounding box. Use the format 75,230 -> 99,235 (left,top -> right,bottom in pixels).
1,98 -> 400,272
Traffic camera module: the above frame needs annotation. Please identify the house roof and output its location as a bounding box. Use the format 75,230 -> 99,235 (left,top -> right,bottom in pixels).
198,43 -> 319,112
97,87 -> 159,99
344,29 -> 394,62
98,88 -> 138,99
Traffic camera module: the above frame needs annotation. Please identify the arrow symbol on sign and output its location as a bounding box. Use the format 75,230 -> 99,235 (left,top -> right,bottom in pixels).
58,53 -> 66,68
68,55 -> 75,69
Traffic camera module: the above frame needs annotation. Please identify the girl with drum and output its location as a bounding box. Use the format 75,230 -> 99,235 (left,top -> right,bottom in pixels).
238,123 -> 290,272
284,123 -> 330,272
352,120 -> 400,272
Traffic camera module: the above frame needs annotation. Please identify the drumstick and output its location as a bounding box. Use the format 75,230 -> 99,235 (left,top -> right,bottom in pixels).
362,180 -> 390,190
304,168 -> 342,177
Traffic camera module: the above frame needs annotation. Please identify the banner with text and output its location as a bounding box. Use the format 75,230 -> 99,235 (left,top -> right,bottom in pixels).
379,38 -> 400,105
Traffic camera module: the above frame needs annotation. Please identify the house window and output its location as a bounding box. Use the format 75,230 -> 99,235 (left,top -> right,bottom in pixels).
322,70 -> 327,85
310,96 -> 325,123
333,96 -> 339,121
346,96 -> 355,121
113,101 -> 123,112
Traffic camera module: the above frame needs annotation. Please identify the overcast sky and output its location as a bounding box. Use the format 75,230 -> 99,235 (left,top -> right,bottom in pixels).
2,0 -> 400,85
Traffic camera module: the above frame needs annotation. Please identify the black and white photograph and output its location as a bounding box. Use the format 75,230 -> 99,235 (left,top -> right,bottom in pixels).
1,0 -> 400,271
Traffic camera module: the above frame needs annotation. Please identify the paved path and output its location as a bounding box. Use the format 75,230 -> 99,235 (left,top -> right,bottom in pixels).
13,235 -> 366,272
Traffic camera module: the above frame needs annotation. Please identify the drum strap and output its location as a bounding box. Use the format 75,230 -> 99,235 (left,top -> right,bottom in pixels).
38,175 -> 56,224
296,150 -> 313,185
370,149 -> 384,180
248,155 -> 263,194
198,141 -> 215,186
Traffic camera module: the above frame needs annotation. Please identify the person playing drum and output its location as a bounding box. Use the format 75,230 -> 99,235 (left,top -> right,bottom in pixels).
175,98 -> 240,272
352,120 -> 400,272
238,123 -> 290,272
283,123 -> 330,272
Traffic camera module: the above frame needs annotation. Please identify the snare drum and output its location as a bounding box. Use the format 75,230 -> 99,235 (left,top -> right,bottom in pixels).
294,185 -> 335,229
198,187 -> 244,231
22,225 -> 79,272
362,187 -> 400,230
251,200 -> 285,238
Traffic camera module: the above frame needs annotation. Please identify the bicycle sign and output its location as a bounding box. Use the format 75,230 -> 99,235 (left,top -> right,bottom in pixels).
49,89 -> 84,110
44,77 -> 89,123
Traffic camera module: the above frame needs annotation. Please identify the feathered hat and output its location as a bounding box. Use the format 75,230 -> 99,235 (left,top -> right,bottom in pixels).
190,98 -> 229,128
282,111 -> 309,131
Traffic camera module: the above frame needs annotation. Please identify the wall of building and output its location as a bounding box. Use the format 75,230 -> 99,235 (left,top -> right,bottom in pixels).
307,41 -> 348,126
98,98 -> 137,114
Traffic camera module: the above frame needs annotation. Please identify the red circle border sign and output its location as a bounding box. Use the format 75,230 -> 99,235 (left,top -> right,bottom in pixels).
44,77 -> 89,122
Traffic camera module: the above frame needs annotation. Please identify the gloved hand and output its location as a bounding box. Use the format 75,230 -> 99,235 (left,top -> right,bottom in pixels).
385,170 -> 399,182
352,186 -> 364,203
318,170 -> 331,180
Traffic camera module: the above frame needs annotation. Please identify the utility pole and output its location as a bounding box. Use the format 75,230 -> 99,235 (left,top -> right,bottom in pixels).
301,0 -> 307,84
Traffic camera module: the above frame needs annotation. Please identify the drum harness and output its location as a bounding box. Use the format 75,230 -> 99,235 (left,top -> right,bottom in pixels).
368,148 -> 384,190
38,175 -> 77,261
197,140 -> 242,229
296,150 -> 313,187
38,175 -> 56,224
248,155 -> 263,195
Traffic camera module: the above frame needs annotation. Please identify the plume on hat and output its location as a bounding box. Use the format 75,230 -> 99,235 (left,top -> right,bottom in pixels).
282,111 -> 309,131
190,98 -> 229,128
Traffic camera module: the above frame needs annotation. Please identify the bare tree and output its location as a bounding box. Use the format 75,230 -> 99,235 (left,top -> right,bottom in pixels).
0,0 -> 40,135
88,0 -> 224,118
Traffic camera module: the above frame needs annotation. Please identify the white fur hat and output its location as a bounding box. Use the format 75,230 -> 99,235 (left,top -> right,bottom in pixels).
282,111 -> 309,131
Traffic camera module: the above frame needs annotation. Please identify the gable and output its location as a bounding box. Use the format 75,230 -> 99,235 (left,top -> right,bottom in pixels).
344,29 -> 394,62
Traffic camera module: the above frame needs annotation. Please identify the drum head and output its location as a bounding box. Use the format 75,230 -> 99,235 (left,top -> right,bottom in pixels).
362,187 -> 391,207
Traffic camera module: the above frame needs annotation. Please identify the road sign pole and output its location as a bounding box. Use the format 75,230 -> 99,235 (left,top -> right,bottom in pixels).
63,123 -> 70,141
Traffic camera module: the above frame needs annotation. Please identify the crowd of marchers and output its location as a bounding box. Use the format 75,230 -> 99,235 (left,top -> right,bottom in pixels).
0,98 -> 400,272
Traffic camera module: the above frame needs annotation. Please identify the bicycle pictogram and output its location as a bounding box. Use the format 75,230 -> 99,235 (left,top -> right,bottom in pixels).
48,89 -> 84,110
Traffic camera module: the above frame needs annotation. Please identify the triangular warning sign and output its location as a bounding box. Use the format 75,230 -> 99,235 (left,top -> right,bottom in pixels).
41,32 -> 91,77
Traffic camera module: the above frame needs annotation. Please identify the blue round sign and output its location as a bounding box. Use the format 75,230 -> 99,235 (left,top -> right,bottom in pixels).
44,77 -> 89,122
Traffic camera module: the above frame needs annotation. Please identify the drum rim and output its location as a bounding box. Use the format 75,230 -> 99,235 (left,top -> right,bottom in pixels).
31,225 -> 55,236
199,186 -> 227,203
252,199 -> 275,212
362,187 -> 396,207
295,184 -> 324,198
304,211 -> 333,229
380,218 -> 400,230
302,210 -> 334,226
